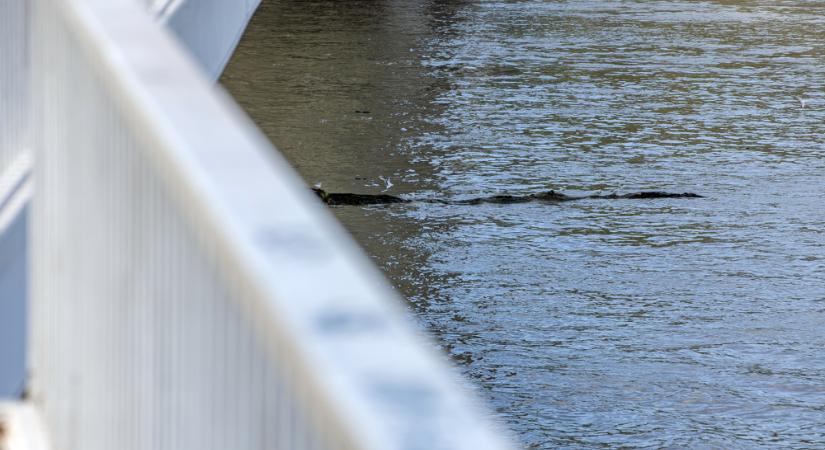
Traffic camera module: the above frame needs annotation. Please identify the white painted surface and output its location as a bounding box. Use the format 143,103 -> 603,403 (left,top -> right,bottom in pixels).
0,0 -> 260,399
0,402 -> 51,450
146,0 -> 261,79
0,0 -> 27,170
26,0 -> 515,449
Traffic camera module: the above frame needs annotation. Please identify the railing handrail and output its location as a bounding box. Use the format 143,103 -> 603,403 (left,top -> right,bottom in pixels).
25,0 -> 515,448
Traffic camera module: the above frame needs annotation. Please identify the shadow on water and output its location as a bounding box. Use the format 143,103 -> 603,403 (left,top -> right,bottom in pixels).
223,1 -> 825,448
221,0 -> 462,312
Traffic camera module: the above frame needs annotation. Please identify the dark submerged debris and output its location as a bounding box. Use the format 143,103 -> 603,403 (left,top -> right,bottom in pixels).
312,188 -> 409,206
311,187 -> 702,207
590,191 -> 703,200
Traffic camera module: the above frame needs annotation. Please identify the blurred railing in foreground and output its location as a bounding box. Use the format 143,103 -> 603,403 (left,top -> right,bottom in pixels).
0,0 -> 516,448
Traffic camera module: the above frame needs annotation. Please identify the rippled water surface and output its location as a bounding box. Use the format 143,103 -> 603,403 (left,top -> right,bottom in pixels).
222,1 -> 825,447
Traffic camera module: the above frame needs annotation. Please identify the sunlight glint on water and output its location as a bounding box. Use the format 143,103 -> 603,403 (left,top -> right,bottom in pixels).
222,1 -> 825,447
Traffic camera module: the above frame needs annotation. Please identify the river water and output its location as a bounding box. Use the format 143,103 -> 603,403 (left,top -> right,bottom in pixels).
221,1 -> 825,448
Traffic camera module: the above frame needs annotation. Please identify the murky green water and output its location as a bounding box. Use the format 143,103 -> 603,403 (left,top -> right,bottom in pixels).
222,1 -> 825,447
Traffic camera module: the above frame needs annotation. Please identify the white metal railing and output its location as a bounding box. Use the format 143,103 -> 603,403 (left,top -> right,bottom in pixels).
0,402 -> 50,450
0,0 -> 28,172
15,0 -> 516,449
144,0 -> 262,80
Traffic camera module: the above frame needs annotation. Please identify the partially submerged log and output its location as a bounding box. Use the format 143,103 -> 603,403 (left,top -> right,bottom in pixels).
313,189 -> 410,206
312,187 -> 702,206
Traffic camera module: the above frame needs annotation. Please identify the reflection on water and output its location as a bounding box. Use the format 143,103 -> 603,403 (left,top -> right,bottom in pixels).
222,1 -> 825,448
